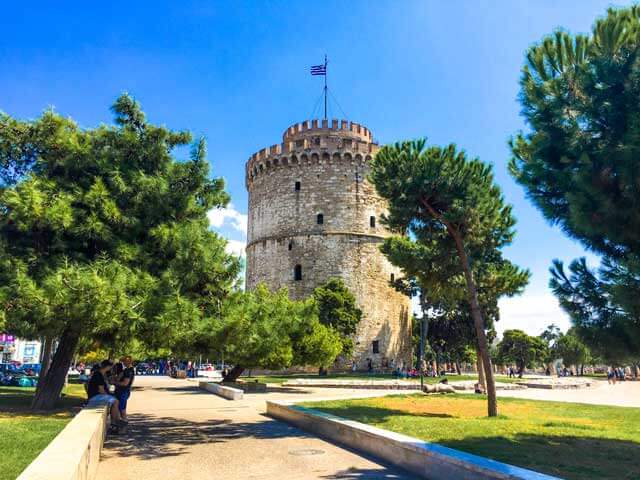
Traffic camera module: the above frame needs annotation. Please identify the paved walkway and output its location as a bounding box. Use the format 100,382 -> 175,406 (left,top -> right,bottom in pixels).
492,378 -> 640,407
96,376 -> 416,480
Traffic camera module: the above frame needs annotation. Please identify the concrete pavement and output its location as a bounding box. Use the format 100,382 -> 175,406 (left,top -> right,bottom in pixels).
492,378 -> 640,407
95,376 -> 417,480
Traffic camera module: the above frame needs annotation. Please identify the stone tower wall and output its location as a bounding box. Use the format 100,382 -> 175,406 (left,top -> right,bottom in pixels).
245,119 -> 412,369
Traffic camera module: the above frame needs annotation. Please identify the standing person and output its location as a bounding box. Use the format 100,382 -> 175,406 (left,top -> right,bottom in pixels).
114,356 -> 135,422
87,360 -> 125,431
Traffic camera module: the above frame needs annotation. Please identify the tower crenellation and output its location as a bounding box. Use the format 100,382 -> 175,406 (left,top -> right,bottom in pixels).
246,118 -> 377,188
245,118 -> 412,370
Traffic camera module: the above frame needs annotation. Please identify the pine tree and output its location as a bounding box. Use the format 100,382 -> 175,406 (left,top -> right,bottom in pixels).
497,330 -> 548,377
510,6 -> 640,362
0,95 -> 241,409
313,278 -> 362,359
370,140 -> 528,417
211,284 -> 342,382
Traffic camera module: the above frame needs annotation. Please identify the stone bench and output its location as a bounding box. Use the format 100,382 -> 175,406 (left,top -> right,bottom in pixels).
267,400 -> 560,480
198,381 -> 243,400
17,405 -> 108,480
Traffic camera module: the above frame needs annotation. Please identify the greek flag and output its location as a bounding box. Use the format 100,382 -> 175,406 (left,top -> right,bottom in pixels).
310,64 -> 326,76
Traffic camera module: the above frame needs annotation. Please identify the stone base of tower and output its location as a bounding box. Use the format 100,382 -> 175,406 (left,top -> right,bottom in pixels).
246,233 -> 413,372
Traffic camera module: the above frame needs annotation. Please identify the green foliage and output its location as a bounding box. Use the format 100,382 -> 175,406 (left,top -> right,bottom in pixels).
538,323 -> 562,364
208,284 -> 341,371
370,140 -> 528,315
510,6 -> 640,361
550,258 -> 638,364
0,95 -> 241,405
313,278 -> 362,358
510,6 -> 640,257
497,329 -> 548,372
372,140 -> 517,262
554,330 -> 591,368
370,139 -> 529,414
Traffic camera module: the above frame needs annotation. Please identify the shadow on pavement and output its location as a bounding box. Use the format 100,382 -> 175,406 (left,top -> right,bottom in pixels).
102,413 -> 313,461
265,386 -> 315,394
148,386 -> 208,394
321,467 -> 411,479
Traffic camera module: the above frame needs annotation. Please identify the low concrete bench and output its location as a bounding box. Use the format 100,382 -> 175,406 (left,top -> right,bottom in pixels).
198,381 -> 243,400
267,400 -> 560,480
17,405 -> 108,480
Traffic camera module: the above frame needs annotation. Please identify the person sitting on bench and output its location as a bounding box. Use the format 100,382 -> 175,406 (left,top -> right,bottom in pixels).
87,360 -> 126,430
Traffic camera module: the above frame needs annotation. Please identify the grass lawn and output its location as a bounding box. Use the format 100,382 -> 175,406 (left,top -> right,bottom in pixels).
243,372 -> 526,385
304,394 -> 640,480
0,384 -> 86,480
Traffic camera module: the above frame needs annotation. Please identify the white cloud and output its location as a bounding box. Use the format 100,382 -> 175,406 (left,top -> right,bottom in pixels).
411,292 -> 571,339
497,293 -> 571,337
225,239 -> 246,258
207,204 -> 247,235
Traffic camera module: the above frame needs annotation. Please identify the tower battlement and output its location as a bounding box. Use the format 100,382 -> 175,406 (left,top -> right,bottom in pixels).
246,118 -> 378,186
282,119 -> 373,143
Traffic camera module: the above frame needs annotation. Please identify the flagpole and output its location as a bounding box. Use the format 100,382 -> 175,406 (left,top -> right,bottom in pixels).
324,54 -> 328,120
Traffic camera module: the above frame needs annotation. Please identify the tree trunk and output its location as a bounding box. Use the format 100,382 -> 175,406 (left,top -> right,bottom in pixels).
33,335 -> 55,400
222,365 -> 244,383
455,361 -> 461,375
421,197 -> 498,417
39,336 -> 54,378
476,348 -> 486,391
452,231 -> 498,417
32,328 -> 80,410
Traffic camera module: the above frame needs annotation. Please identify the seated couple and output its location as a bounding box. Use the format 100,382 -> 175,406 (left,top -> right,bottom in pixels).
87,357 -> 135,433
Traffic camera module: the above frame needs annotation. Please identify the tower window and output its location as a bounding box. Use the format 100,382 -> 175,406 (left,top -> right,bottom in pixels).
317,213 -> 324,225
288,241 -> 293,251
295,181 -> 301,191
370,216 -> 376,228
372,340 -> 380,354
294,264 -> 302,281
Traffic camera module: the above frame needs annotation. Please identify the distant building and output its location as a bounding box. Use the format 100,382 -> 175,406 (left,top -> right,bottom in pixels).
245,119 -> 412,369
0,334 -> 41,364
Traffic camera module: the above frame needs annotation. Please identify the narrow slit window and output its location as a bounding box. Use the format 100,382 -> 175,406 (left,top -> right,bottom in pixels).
317,213 -> 324,225
390,273 -> 395,283
295,181 -> 301,191
370,216 -> 376,228
372,340 -> 380,354
294,264 -> 302,281
288,241 -> 293,251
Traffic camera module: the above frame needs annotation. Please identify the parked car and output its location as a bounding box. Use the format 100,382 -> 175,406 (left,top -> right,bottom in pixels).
0,363 -> 20,375
136,362 -> 154,375
0,370 -> 37,387
20,363 -> 41,376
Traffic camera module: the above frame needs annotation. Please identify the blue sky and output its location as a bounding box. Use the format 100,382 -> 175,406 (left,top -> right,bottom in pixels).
1,1 -> 627,335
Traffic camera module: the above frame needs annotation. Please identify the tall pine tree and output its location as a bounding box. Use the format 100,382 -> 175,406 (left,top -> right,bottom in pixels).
370,140 -> 528,417
510,6 -> 640,363
0,95 -> 241,409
